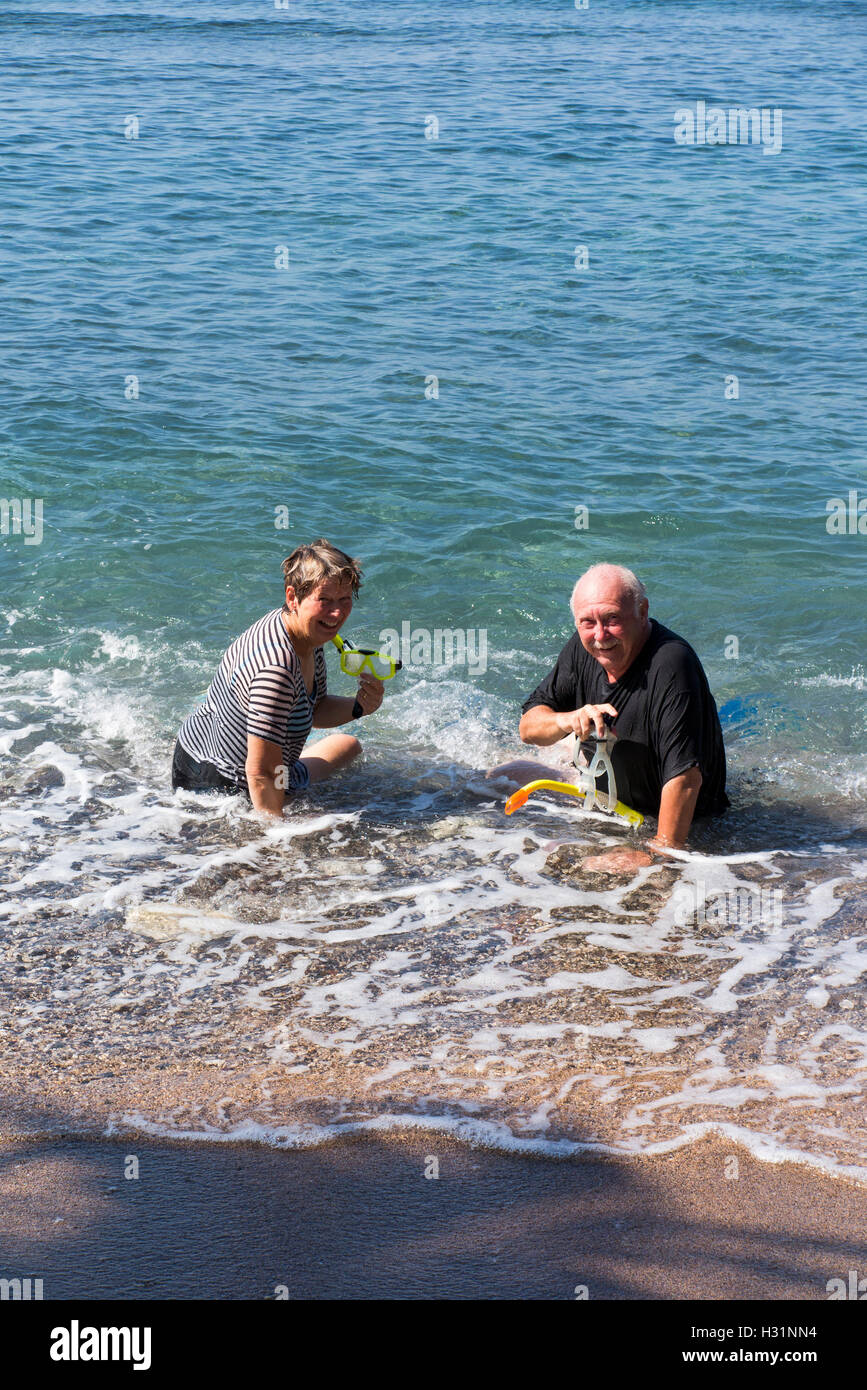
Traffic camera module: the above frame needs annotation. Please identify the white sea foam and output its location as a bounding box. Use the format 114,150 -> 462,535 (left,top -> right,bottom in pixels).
800,668 -> 866,693
1,624 -> 866,1185
103,1110 -> 867,1185
0,724 -> 43,755
98,632 -> 143,662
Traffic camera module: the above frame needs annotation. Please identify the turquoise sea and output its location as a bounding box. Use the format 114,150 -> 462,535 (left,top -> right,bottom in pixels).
1,1 -> 866,1176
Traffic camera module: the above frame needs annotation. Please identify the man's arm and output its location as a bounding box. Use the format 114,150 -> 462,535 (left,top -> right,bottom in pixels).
520,702 -> 618,745
649,767 -> 702,851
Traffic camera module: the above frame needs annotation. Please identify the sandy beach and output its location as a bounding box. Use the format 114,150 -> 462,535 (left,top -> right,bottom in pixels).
2,0 -> 866,1331
1,1130 -> 865,1300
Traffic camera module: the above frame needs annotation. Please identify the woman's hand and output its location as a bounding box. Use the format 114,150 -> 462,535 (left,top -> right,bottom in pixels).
355,672 -> 384,716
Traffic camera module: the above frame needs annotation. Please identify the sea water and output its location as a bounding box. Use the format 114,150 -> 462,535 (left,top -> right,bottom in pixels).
1,0 -> 866,1178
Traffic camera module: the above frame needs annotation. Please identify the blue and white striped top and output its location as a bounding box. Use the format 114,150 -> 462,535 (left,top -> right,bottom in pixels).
178,609 -> 327,783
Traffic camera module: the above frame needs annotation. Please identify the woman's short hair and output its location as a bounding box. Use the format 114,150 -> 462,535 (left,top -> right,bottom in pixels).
281,539 -> 363,601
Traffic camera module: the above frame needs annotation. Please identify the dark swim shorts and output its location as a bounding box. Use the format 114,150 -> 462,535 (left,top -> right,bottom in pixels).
171,741 -> 310,798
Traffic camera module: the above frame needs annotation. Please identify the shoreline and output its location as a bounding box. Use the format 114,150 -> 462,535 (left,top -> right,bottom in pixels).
2,1130 -> 865,1300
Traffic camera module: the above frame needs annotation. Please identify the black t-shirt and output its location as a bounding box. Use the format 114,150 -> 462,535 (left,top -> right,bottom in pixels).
521,619 -> 729,817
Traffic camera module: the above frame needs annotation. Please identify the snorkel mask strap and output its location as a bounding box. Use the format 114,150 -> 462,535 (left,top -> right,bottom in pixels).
331,636 -> 362,717
574,732 -> 618,815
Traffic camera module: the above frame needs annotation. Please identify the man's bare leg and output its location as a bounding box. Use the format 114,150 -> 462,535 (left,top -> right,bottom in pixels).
485,758 -> 578,789
486,734 -> 579,789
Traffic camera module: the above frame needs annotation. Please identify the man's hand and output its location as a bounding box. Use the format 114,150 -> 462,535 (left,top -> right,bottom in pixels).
519,703 -> 618,746
562,703 -> 619,740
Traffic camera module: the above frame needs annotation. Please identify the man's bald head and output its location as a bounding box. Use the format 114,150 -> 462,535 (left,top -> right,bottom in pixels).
570,564 -> 647,622
570,564 -> 651,683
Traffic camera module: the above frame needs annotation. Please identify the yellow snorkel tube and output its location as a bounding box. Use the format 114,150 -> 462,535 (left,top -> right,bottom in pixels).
504,728 -> 644,827
504,778 -> 644,825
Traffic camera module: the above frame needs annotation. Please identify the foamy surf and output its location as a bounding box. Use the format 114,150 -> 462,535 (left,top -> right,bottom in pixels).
1,626 -> 865,1187
99,1113 -> 867,1187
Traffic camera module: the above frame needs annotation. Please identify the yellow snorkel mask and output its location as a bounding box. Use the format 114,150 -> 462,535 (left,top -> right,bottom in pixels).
331,633 -> 402,681
331,633 -> 403,718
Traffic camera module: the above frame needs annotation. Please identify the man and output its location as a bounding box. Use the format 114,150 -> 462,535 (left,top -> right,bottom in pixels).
494,563 -> 728,857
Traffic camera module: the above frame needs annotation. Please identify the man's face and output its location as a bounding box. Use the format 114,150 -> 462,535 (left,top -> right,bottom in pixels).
574,583 -> 649,681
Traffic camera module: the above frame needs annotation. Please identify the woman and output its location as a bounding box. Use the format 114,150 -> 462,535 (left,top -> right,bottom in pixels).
171,539 -> 383,817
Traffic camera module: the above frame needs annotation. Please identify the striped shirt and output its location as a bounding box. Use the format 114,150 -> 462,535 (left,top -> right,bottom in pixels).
177,609 -> 327,784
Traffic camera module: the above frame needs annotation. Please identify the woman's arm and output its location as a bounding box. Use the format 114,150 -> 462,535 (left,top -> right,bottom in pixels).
245,734 -> 286,818
312,695 -> 360,728
313,674 -> 384,727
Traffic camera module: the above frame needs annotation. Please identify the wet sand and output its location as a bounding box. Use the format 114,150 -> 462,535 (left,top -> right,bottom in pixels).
1,1131 -> 865,1300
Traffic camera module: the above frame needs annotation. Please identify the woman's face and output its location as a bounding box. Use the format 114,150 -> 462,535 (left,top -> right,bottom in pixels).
287,577 -> 354,645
